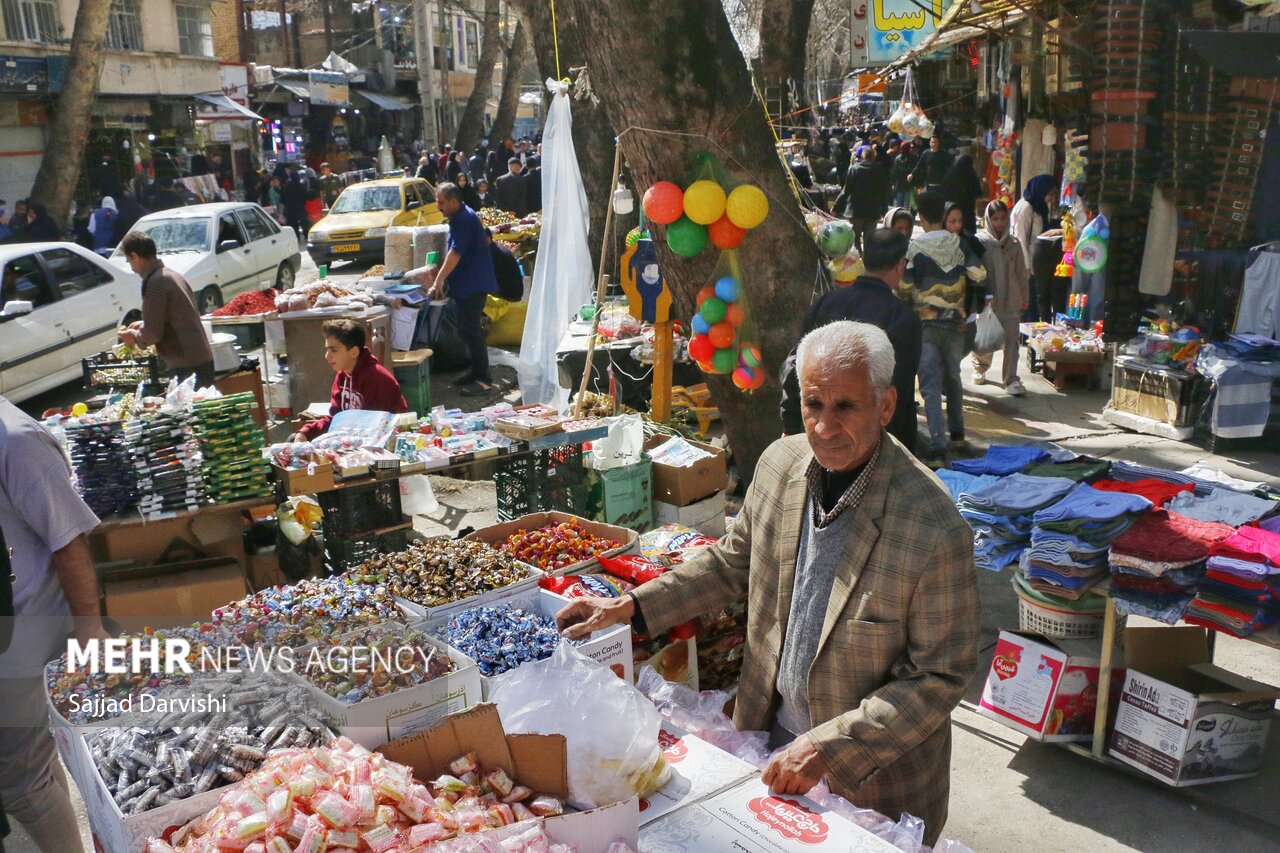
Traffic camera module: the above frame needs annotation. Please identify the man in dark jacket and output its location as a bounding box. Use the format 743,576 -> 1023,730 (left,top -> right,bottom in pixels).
493,158 -> 528,216
20,203 -> 61,242
468,144 -> 487,180
909,136 -> 953,193
781,228 -> 921,451
833,146 -> 891,254
524,155 -> 542,214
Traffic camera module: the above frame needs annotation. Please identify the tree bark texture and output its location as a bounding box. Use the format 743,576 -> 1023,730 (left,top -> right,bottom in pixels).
559,0 -> 821,480
32,0 -> 114,227
453,0 -> 503,155
489,19 -> 528,146
510,0 -> 616,278
759,0 -> 815,93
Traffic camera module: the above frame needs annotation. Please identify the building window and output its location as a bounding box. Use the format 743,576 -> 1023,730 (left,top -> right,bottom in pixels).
105,0 -> 142,51
176,3 -> 213,57
463,20 -> 478,69
1,0 -> 60,42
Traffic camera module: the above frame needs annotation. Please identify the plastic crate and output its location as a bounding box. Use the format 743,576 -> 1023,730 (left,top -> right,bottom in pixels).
324,526 -> 409,574
317,480 -> 403,537
495,445 -> 588,521
82,351 -> 162,390
393,357 -> 431,416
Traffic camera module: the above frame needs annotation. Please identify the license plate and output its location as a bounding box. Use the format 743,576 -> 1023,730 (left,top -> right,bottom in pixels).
331,243 -> 361,253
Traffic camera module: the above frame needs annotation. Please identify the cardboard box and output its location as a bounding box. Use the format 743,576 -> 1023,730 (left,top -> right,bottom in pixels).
416,588 -> 633,697
634,636 -> 699,692
640,777 -> 901,852
977,630 -> 1122,742
377,703 -> 641,852
638,722 -> 758,825
1109,359 -> 1201,427
101,558 -> 250,633
273,455 -> 336,495
301,633 -> 483,750
1109,626 -> 1280,786
643,436 -> 728,506
466,511 -> 638,576
586,460 -> 653,530
653,490 -> 727,539
392,561 -> 545,624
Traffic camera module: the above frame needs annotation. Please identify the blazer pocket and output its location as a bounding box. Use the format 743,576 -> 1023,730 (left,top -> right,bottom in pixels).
833,619 -> 903,658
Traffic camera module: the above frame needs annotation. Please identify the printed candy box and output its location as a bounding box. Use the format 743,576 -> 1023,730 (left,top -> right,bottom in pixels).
637,722 -> 757,826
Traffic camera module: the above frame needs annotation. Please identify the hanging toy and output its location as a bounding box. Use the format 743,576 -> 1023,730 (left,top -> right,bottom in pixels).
666,216 -> 708,257
725,185 -> 769,230
682,180 -> 728,225
708,214 -> 746,249
817,220 -> 855,257
643,181 -> 684,224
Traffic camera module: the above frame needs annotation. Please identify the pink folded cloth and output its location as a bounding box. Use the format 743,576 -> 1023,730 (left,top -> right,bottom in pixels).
1211,525 -> 1280,566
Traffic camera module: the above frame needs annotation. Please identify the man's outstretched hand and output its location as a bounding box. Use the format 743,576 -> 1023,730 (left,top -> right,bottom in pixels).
555,595 -> 636,640
762,735 -> 829,796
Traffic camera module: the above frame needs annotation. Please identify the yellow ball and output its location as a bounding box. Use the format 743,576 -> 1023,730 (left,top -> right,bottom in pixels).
682,180 -> 727,225
72,402 -> 88,417
726,184 -> 769,230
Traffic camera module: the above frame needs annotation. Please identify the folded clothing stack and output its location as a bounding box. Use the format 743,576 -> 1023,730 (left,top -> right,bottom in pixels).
956,474 -> 1076,571
1026,484 -> 1153,600
1166,486 -> 1278,526
1092,477 -> 1193,508
1108,509 -> 1235,623
1106,460 -> 1202,492
935,469 -> 999,503
951,445 -> 1050,476
1020,458 -> 1112,483
1186,526 -> 1280,637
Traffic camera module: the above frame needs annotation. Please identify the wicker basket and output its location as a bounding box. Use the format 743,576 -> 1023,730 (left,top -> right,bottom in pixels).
1012,575 -> 1111,640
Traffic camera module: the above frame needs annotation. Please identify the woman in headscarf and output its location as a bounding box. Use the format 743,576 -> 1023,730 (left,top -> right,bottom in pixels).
456,172 -> 483,211
882,206 -> 914,239
88,196 -> 118,252
940,154 -> 983,234
974,199 -> 1030,395
1011,174 -> 1057,320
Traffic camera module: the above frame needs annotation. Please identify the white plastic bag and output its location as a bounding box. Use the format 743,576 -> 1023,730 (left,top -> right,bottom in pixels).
590,414 -> 645,470
973,305 -> 1004,355
489,643 -> 670,809
399,474 -> 438,516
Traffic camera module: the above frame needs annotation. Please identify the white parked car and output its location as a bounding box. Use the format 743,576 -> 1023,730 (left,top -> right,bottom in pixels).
110,202 -> 302,315
1,242 -> 142,403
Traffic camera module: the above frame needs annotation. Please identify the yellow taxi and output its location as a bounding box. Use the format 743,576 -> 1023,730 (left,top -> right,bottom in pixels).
306,177 -> 444,264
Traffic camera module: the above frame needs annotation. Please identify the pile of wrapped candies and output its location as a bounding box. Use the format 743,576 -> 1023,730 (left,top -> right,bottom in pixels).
146,741 -> 568,853
87,673 -> 336,814
193,392 -> 272,504
350,538 -> 532,609
213,577 -> 401,648
263,440 -> 317,470
65,419 -> 138,518
302,623 -> 455,703
500,520 -> 620,572
438,604 -> 564,678
47,625 -> 228,725
128,409 -> 206,518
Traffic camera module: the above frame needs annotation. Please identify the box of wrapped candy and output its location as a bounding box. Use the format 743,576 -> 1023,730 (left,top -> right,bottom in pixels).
416,588 -> 633,699
377,703 -> 641,852
467,511 -> 638,577
295,622 -> 484,750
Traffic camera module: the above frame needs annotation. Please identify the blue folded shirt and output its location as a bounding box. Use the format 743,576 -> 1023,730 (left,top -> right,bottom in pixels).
952,445 -> 1050,476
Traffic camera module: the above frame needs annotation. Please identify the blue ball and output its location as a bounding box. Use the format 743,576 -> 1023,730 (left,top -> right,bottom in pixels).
714,276 -> 739,303
691,314 -> 711,336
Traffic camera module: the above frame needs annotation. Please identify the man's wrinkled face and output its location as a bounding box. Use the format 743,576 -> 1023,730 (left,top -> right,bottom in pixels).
801,361 -> 895,473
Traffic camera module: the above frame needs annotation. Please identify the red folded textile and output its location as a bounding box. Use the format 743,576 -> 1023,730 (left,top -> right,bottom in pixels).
1209,525 -> 1280,565
1092,478 -> 1193,507
1109,509 -> 1235,563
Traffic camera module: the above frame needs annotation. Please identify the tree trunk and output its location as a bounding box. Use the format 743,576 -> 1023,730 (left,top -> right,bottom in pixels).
453,0 -> 503,155
759,0 -> 814,117
489,20 -> 528,146
31,0 -> 114,228
509,0 -> 616,274
558,0 -> 821,480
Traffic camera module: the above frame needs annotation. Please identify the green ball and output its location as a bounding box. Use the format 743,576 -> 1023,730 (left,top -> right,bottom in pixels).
700,297 -> 727,325
711,347 -> 737,374
667,215 -> 708,258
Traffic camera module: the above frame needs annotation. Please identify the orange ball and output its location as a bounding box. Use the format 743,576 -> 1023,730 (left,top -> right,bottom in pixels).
725,303 -> 745,328
708,214 -> 747,249
643,181 -> 684,225
696,359 -> 714,373
732,366 -> 756,390
696,285 -> 716,308
708,321 -> 735,349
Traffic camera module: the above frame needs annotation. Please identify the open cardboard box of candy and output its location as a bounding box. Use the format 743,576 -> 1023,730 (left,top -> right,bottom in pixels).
466,512 -> 639,577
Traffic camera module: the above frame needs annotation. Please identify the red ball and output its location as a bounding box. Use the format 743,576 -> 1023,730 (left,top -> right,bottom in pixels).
708,321 -> 735,349
696,285 -> 716,308
708,214 -> 747,249
643,181 -> 684,225
725,303 -> 745,328
688,334 -> 714,363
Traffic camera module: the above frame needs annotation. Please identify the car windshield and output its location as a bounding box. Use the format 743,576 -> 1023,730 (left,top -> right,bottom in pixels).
133,219 -> 209,254
331,186 -> 401,213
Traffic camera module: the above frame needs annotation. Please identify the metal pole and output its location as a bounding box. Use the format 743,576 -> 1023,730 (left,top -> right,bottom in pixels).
573,141 -> 624,417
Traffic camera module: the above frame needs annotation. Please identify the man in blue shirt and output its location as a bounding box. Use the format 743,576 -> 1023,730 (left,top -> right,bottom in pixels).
428,182 -> 500,395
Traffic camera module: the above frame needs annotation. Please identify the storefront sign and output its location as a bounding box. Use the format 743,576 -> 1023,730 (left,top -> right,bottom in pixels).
309,71 -> 349,106
861,0 -> 945,65
0,56 -> 51,92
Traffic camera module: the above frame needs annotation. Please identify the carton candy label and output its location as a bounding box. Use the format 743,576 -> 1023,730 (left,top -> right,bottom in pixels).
747,796 -> 830,844
657,729 -> 688,764
993,654 -> 1018,680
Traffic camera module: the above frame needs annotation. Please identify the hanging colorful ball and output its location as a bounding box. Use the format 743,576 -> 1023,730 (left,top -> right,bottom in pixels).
711,347 -> 737,374
667,215 -> 708,257
682,180 -> 727,225
725,303 -> 745,328
726,184 -> 769,229
690,313 -> 711,336
643,181 -> 684,224
696,285 -> 716,307
696,360 -> 714,373
745,367 -> 766,389
714,276 -> 739,303
740,343 -> 762,369
708,214 -> 746,249
817,220 -> 855,257
732,366 -> 757,390
625,227 -> 649,248
708,321 -> 735,349
699,296 -> 727,324
688,334 -> 714,363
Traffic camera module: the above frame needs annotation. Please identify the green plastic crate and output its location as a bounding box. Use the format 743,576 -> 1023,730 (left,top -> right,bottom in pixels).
585,459 -> 652,530
393,357 -> 432,417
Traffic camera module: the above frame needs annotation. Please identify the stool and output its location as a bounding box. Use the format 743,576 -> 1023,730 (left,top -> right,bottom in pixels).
392,348 -> 433,415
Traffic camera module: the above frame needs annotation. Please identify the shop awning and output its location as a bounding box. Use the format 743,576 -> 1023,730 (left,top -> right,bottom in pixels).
358,90 -> 416,111
276,80 -> 311,100
193,92 -> 264,121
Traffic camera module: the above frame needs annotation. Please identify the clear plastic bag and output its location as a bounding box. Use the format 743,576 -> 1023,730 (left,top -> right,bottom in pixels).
489,643 -> 670,809
973,305 -> 1004,355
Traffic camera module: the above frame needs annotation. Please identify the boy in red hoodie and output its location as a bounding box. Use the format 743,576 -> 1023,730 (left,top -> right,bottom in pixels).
293,319 -> 407,440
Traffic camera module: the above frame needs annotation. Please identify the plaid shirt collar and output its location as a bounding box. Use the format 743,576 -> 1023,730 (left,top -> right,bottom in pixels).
805,440 -> 882,529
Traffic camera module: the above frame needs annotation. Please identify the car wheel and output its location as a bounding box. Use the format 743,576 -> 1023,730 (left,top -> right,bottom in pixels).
198,285 -> 223,314
276,262 -> 295,291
